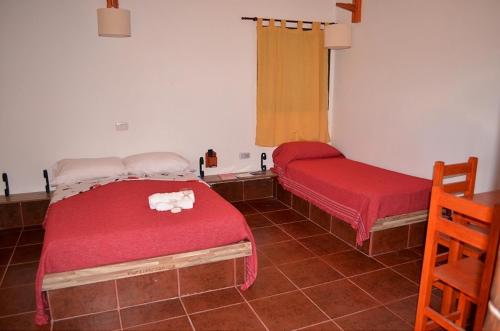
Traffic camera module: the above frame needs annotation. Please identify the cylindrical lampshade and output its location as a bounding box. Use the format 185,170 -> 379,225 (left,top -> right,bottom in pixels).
324,24 -> 351,49
97,8 -> 131,37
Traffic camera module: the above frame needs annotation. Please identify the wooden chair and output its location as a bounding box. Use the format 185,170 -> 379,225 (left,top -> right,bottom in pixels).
432,156 -> 477,198
415,186 -> 500,330
431,157 -> 482,316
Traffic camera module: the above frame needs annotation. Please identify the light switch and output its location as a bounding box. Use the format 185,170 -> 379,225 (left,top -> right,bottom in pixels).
239,152 -> 250,159
115,122 -> 129,131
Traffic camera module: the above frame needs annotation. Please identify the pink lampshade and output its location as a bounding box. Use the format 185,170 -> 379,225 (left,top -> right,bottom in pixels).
324,23 -> 351,49
97,8 -> 131,37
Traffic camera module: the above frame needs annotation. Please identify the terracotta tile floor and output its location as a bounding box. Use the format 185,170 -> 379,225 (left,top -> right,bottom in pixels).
0,200 -> 429,330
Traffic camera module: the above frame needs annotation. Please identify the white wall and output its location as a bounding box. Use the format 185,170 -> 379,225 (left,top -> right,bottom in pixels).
0,0 -> 335,194
333,0 -> 500,192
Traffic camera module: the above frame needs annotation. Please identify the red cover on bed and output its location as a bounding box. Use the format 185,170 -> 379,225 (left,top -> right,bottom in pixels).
35,180 -> 257,325
275,157 -> 431,244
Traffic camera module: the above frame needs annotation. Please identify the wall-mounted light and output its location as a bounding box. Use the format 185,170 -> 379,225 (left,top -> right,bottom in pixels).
97,0 -> 131,37
324,24 -> 351,49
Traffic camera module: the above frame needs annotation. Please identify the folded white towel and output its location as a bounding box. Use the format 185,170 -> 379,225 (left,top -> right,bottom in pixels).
148,190 -> 195,213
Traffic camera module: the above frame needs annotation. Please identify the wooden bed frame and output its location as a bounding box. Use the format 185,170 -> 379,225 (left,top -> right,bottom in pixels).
42,241 -> 252,326
43,241 -> 251,291
275,182 -> 429,256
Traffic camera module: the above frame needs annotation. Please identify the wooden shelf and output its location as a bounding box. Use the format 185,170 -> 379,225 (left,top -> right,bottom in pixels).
0,191 -> 51,204
203,170 -> 276,202
1,191 -> 51,230
203,170 -> 276,185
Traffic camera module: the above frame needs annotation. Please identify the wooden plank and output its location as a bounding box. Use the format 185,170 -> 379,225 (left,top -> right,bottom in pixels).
443,163 -> 471,177
443,181 -> 468,194
371,210 -> 428,232
0,191 -> 51,204
42,241 -> 252,291
436,218 -> 488,250
336,0 -> 362,23
438,190 -> 493,222
203,170 -> 276,185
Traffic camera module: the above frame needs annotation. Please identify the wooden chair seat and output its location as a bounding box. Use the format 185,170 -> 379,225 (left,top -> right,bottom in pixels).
433,257 -> 483,300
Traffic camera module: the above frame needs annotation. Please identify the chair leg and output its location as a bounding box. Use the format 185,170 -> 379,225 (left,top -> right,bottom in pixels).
441,286 -> 455,316
416,233 -> 439,330
456,293 -> 471,328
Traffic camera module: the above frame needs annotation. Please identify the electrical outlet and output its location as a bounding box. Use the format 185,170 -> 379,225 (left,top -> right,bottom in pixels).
115,122 -> 129,131
239,152 -> 250,159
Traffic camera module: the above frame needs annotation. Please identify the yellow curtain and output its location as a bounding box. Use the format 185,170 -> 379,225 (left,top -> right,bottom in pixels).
256,19 -> 330,147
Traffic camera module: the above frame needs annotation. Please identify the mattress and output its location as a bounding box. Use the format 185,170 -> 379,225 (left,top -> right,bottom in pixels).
276,157 -> 431,244
35,179 -> 256,324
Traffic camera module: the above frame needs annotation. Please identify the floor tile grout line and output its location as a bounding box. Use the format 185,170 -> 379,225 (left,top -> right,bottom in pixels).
379,303 -> 415,329
0,310 -> 38,319
281,238 -> 350,278
344,265 -> 392,280
375,256 -> 422,269
181,284 -> 239,298
274,263 -> 344,331
292,320 -> 340,331
50,307 -> 119,323
315,254 -> 370,279
120,314 -> 191,331
242,288 -> 299,303
0,280 -> 37,290
113,294 -> 185,312
344,278 -> 387,308
331,304 -> 386,322
235,287 -> 270,331
383,293 -> 420,307
256,236 -> 295,248
184,299 -> 243,317
113,280 -> 124,331
390,265 -> 421,287
346,269 -> 419,303
8,259 -> 41,267
277,225 -> 328,241
84,283 -> 241,318
341,276 -> 419,328
257,235 -> 354,279
11,242 -> 42,248
0,229 -> 22,287
179,295 -> 197,331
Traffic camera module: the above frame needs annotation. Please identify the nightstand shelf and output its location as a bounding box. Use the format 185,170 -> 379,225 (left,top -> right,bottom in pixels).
203,170 -> 277,202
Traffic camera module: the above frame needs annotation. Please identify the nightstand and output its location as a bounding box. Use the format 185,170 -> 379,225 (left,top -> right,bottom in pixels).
0,192 -> 51,230
203,170 -> 277,202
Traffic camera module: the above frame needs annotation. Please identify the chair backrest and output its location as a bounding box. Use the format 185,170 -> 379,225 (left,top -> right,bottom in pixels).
429,186 -> 492,251
432,156 -> 478,198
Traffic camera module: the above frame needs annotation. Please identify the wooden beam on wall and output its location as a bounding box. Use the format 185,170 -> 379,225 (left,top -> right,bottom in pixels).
336,0 -> 362,23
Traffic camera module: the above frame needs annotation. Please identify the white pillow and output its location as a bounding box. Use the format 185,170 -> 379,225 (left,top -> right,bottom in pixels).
123,152 -> 191,175
53,157 -> 126,186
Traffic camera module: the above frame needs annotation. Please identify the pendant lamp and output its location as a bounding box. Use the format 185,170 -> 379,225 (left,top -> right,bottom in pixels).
97,0 -> 131,37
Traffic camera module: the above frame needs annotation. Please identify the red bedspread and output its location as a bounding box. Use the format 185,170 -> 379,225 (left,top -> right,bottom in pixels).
35,180 -> 257,325
276,158 -> 431,244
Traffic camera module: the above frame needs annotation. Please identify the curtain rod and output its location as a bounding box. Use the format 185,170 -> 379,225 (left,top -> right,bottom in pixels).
241,17 -> 335,25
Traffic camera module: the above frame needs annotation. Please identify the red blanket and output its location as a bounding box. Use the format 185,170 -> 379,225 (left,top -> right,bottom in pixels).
35,180 -> 257,325
275,158 -> 431,244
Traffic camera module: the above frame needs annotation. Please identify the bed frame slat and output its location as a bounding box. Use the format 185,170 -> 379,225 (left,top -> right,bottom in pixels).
42,241 -> 252,291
